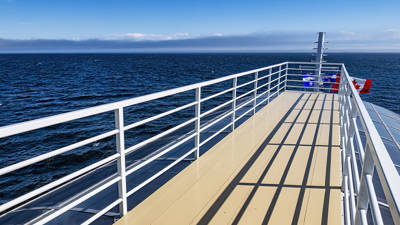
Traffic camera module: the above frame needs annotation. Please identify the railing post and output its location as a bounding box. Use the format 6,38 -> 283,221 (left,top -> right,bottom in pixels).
339,66 -> 352,225
232,77 -> 237,130
317,62 -> 321,93
195,87 -> 201,159
339,66 -> 346,170
347,97 -> 361,194
253,72 -> 258,114
115,107 -> 128,216
355,142 -> 383,225
277,65 -> 281,95
284,63 -> 288,91
342,93 -> 362,225
268,68 -> 272,103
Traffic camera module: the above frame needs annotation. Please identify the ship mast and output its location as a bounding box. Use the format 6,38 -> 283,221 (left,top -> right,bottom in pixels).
314,32 -> 327,87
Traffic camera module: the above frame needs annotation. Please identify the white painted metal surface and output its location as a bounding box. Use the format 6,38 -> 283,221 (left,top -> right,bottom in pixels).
314,32 -> 326,88
0,62 -> 286,224
339,64 -> 400,225
287,61 -> 400,225
0,61 -> 399,225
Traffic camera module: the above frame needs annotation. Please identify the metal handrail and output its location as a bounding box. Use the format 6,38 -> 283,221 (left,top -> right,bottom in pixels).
0,62 -> 287,224
1,61 -> 398,225
339,64 -> 400,225
287,61 -> 400,224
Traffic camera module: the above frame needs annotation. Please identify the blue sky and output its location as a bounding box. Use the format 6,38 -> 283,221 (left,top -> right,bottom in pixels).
1,0 -> 400,52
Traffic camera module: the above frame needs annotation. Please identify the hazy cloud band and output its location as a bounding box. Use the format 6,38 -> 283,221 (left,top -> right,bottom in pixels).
1,31 -> 399,52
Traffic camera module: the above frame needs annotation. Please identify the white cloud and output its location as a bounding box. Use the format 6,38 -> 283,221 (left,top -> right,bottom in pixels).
106,32 -> 191,41
382,29 -> 400,39
329,29 -> 400,41
3,30 -> 400,52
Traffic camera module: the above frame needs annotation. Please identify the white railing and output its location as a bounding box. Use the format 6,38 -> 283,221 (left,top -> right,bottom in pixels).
0,62 -> 288,224
285,61 -> 341,92
0,61 -> 399,225
287,61 -> 400,225
339,64 -> 400,225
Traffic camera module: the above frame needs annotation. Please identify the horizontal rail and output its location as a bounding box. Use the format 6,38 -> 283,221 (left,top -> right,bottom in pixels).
0,153 -> 120,213
124,101 -> 197,131
270,68 -> 287,76
200,110 -> 233,133
257,74 -> 271,82
81,198 -> 122,225
288,67 -> 340,72
199,122 -> 232,147
286,85 -> 338,91
125,117 -> 196,154
287,61 -> 342,66
339,63 -> 400,225
235,103 -> 255,122
255,81 -> 269,90
286,73 -> 339,78
255,91 -> 271,108
0,129 -> 119,176
35,176 -> 121,225
200,99 -> 234,118
9,61 -> 388,225
125,133 -> 196,176
201,87 -> 234,102
0,62 -> 287,139
126,147 -> 197,197
287,79 -> 339,85
269,76 -> 281,84
270,81 -> 282,91
236,89 -> 254,101
236,79 -> 256,89
234,94 -> 256,113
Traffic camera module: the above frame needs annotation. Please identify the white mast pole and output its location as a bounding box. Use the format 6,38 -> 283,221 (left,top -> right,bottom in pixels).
315,32 -> 325,90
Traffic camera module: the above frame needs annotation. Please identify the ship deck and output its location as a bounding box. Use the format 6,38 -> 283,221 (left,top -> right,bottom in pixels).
114,91 -> 342,225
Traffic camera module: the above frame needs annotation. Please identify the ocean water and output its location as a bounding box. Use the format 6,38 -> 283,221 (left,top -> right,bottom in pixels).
0,53 -> 399,204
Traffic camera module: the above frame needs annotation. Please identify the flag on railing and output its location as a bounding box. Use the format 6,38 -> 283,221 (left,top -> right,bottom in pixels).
352,77 -> 372,94
330,74 -> 372,94
302,73 -> 338,88
302,74 -> 315,87
331,74 -> 340,92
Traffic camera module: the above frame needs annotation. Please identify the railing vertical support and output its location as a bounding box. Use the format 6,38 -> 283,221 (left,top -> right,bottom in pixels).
253,72 -> 258,114
339,66 -> 346,172
277,65 -> 281,95
317,62 -> 321,93
268,68 -> 272,103
115,107 -> 128,217
195,87 -> 201,159
284,63 -> 288,91
347,97 -> 361,195
355,143 -> 382,225
232,77 -> 237,130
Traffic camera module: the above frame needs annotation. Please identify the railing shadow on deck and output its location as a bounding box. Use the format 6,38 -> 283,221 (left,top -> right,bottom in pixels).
0,62 -> 398,225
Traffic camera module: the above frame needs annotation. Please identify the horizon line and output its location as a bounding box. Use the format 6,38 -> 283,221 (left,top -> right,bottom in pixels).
1,51 -> 400,54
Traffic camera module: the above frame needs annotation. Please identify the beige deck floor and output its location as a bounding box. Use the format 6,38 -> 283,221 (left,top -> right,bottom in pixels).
115,91 -> 342,225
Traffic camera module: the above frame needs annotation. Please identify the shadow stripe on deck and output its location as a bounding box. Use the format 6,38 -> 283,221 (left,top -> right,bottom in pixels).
262,94 -> 323,225
197,93 -> 306,225
114,92 -> 341,225
290,94 -> 327,225
321,93 -> 335,225
235,94 -> 317,224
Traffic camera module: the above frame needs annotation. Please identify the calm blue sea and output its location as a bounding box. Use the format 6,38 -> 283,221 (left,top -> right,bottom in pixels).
0,53 -> 399,203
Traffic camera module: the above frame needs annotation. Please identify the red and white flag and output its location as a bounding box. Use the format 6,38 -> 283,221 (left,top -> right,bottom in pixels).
352,77 -> 372,94
331,74 -> 371,94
